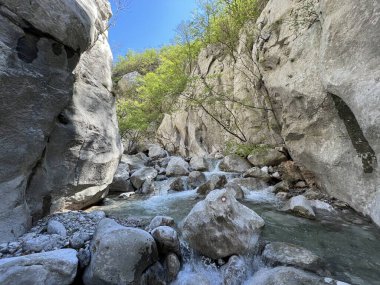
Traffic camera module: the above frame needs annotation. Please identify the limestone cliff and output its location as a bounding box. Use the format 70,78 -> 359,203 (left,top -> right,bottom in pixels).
0,0 -> 122,242
157,0 -> 379,225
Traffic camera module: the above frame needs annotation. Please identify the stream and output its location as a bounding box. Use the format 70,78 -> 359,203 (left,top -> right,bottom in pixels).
91,163 -> 380,285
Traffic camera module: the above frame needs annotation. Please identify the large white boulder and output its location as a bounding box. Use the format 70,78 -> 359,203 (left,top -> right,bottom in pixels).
182,189 -> 265,259
83,218 -> 158,285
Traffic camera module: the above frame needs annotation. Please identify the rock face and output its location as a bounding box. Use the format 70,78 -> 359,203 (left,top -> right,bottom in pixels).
83,218 -> 158,285
182,189 -> 265,259
0,0 -> 122,242
156,0 -> 380,225
0,249 -> 78,285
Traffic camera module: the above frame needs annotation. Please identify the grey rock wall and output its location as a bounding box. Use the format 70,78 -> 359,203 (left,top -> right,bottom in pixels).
0,0 -> 122,242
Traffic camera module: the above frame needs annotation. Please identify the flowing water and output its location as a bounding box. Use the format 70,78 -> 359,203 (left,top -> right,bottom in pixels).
92,163 -> 380,285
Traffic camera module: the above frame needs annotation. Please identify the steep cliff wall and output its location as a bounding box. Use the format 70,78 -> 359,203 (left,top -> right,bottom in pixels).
0,0 -> 122,242
157,0 -> 379,225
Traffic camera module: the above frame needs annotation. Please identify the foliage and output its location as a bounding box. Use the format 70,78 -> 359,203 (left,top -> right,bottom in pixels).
116,45 -> 198,151
113,49 -> 160,81
181,0 -> 268,55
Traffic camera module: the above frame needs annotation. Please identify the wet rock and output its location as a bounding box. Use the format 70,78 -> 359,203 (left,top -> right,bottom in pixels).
83,218 -> 158,285
47,220 -> 67,237
282,195 -> 316,219
165,253 -> 181,282
156,174 -> 168,181
170,177 -> 185,191
246,266 -> 327,285
141,178 -> 157,194
118,192 -> 135,199
190,156 -> 208,171
146,216 -> 175,232
323,277 -> 351,285
276,192 -> 289,200
247,147 -> 287,167
262,242 -> 321,272
224,182 -> 244,200
0,249 -> 78,285
188,171 -> 207,188
130,167 -> 158,189
151,226 -> 181,256
166,157 -> 190,176
149,145 -> 167,160
278,161 -> 304,183
219,155 -> 252,173
182,189 -> 265,259
21,234 -> 66,253
197,174 -> 227,196
230,178 -> 267,190
310,200 -> 335,213
243,167 -> 272,182
140,262 -> 166,285
273,181 -> 290,193
222,255 -> 248,285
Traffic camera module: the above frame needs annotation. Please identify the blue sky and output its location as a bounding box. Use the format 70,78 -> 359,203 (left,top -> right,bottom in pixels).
109,0 -> 198,59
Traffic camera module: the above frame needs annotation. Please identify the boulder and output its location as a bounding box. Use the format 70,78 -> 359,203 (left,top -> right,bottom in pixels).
83,218 -> 158,285
141,179 -> 157,194
278,161 -> 304,183
230,178 -> 268,190
21,234 -> 66,253
130,167 -> 158,189
246,266 -> 328,285
166,157 -> 190,176
222,255 -> 248,285
165,253 -> 181,282
0,249 -> 78,285
47,220 -> 67,237
190,156 -> 208,171
219,155 -> 252,173
197,174 -> 227,196
109,160 -> 133,192
170,177 -> 186,192
182,189 -> 265,259
140,262 -> 166,285
123,153 -> 149,171
262,242 -> 321,272
148,145 -> 167,160
224,182 -> 245,200
243,167 -> 272,182
151,226 -> 181,256
188,171 -> 207,188
273,181 -> 290,193
283,195 -> 316,219
310,200 -> 335,213
247,148 -> 287,166
146,216 -> 176,232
